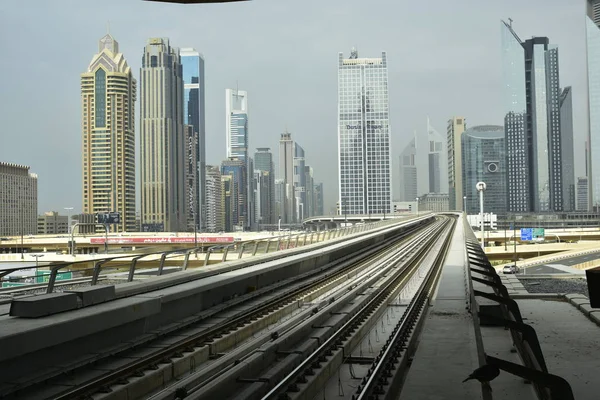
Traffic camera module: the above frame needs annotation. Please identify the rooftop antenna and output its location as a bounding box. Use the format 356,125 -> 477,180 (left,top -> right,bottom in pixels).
508,17 -> 513,27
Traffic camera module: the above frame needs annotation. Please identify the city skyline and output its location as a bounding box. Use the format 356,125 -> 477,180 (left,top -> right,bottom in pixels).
0,1 -> 591,214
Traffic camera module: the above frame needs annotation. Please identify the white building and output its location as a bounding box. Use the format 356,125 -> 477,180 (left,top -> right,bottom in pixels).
338,48 -> 391,216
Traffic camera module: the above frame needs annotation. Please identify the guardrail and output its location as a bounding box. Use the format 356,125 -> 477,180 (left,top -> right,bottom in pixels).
495,246 -> 600,272
464,218 -> 574,399
0,220 -> 396,294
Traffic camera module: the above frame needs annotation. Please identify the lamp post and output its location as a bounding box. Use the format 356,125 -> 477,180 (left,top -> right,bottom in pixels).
34,254 -> 44,268
476,182 -> 486,248
64,207 -> 74,234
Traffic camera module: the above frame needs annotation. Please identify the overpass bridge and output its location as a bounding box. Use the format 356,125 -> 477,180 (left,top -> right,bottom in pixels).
0,213 -> 596,399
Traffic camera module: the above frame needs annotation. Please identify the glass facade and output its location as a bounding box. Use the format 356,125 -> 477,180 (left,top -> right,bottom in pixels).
399,137 -> 417,202
181,49 -> 205,230
501,21 -> 529,212
587,7 -> 600,209
462,126 -> 506,215
338,49 -> 391,215
502,22 -> 563,213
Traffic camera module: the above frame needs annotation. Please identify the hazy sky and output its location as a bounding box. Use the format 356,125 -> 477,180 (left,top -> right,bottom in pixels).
0,0 -> 589,215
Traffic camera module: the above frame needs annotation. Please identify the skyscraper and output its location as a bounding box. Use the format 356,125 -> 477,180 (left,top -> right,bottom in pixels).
501,21 -> 563,213
560,87 -> 575,211
294,143 -> 306,221
577,176 -> 589,211
180,48 -> 206,231
205,165 -> 224,233
314,182 -> 324,216
279,132 -> 295,223
427,118 -> 443,193
447,117 -> 466,210
399,136 -> 417,202
226,89 -> 249,162
586,0 -> 600,210
461,126 -> 507,215
254,148 -> 275,224
81,34 -> 136,232
221,157 -> 247,230
140,38 -> 186,232
338,48 -> 391,215
304,166 -> 315,218
0,162 -> 37,236
184,125 -> 198,231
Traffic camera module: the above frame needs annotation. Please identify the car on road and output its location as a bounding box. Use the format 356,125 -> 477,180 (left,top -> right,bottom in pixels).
502,265 -> 519,274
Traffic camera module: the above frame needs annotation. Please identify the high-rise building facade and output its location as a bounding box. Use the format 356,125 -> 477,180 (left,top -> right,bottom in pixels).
184,125 -> 198,231
205,165 -> 224,233
314,182 -> 324,216
181,48 -> 206,231
501,21 -> 564,213
577,176 -> 589,211
279,132 -> 295,223
559,87 -> 575,211
81,34 -> 136,232
0,163 -> 37,236
274,178 -> 285,222
226,89 -> 249,162
221,157 -> 247,230
254,148 -> 275,224
461,125 -> 507,215
447,117 -> 466,210
587,0 -> 600,210
428,118 -> 443,193
140,38 -> 186,232
338,48 -> 391,215
293,143 -> 307,221
221,174 -> 235,232
399,136 -> 417,202
304,166 -> 315,218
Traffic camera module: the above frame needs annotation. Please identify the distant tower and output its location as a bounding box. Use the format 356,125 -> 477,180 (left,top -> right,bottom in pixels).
140,38 -> 186,232
279,132 -> 295,223
338,49 -> 391,215
81,33 -> 136,232
447,117 -> 466,210
180,48 -> 206,231
586,0 -> 600,210
501,21 -> 563,213
399,134 -> 417,202
427,118 -> 443,193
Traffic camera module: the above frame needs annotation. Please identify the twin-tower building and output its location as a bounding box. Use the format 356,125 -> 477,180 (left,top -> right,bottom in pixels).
81,35 -> 205,232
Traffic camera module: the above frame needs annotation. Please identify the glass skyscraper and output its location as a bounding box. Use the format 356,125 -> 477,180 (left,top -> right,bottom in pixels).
180,48 -> 206,231
399,136 -> 417,202
461,126 -> 506,215
226,89 -> 249,162
587,0 -> 600,210
338,48 -> 391,215
427,118 -> 443,194
501,21 -> 563,213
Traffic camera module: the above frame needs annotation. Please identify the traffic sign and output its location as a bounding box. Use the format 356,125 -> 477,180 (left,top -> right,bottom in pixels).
521,228 -> 533,241
532,228 -> 545,239
97,212 -> 121,224
35,271 -> 73,283
2,282 -> 26,288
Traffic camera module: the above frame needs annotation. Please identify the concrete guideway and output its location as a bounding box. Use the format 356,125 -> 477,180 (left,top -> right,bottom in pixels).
0,216 -> 435,399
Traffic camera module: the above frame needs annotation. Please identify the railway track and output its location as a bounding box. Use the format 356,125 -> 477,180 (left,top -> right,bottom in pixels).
147,217 -> 455,400
6,219 -> 436,400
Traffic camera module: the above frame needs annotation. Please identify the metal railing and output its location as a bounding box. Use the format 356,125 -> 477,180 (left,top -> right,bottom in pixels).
464,216 -> 574,400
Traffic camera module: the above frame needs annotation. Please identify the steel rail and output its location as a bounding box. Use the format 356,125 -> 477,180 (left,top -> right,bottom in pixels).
353,218 -> 455,400
260,218 -> 451,400
48,220 -> 434,400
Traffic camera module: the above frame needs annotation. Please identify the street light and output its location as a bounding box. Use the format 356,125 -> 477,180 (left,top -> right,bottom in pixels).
34,254 -> 44,267
476,182 -> 486,248
64,207 -> 74,234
